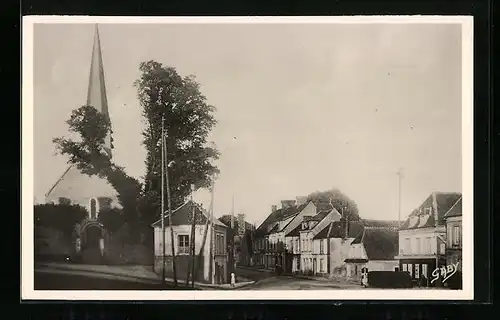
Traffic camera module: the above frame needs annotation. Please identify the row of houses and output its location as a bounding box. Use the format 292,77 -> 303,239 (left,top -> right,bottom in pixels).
250,192 -> 462,287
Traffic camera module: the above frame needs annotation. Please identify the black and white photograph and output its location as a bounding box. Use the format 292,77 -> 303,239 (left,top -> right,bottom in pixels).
22,16 -> 473,300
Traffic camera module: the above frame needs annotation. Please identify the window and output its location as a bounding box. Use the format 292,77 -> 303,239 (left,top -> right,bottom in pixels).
295,239 -> 299,252
452,226 -> 461,246
415,264 -> 420,279
89,198 -> 97,219
424,237 -> 431,253
415,237 -> 421,254
404,238 -> 411,254
402,264 -> 408,272
408,264 -> 413,277
320,259 -> 324,272
320,240 -> 324,254
178,235 -> 189,254
422,264 -> 428,278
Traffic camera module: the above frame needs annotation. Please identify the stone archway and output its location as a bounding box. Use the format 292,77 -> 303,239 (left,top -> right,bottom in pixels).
80,220 -> 106,264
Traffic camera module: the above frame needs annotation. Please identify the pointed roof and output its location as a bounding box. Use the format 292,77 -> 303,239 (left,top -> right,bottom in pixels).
444,197 -> 462,218
87,24 -> 112,157
45,25 -> 115,201
400,192 -> 462,230
151,200 -> 227,228
351,227 -> 399,261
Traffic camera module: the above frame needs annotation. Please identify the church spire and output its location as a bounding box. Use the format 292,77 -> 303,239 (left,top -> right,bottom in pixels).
87,24 -> 113,157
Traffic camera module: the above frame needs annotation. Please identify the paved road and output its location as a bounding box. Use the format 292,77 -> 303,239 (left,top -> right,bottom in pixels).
34,271 -> 195,290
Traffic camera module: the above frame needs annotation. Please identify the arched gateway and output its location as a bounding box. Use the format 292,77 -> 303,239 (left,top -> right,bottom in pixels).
76,218 -> 107,264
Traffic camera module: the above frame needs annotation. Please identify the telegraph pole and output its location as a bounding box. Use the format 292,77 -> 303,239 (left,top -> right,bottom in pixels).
397,168 -> 404,227
190,184 -> 196,288
163,125 -> 177,287
161,116 -> 166,285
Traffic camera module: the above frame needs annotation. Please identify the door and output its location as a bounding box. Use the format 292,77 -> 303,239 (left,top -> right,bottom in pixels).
313,259 -> 317,275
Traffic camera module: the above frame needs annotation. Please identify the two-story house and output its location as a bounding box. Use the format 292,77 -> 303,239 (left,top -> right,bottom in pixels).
151,200 -> 229,284
253,197 -> 315,271
444,196 -> 462,280
344,227 -> 399,280
394,192 -> 462,287
299,208 -> 342,275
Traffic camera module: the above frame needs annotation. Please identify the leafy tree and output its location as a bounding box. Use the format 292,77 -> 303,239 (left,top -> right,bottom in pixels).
98,207 -> 125,234
53,105 -> 142,237
34,203 -> 87,239
306,188 -> 360,221
134,60 -> 220,212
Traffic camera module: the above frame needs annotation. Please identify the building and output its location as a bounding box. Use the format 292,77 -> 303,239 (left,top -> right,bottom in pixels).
444,196 -> 462,288
394,192 -> 462,287
344,227 -> 399,280
151,200 -> 229,284
252,197 -> 316,271
43,25 -> 120,264
327,220 -> 365,277
298,208 -> 342,275
218,214 -> 255,267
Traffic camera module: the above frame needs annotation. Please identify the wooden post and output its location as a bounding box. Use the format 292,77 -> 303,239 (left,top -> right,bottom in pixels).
163,129 -> 177,287
161,116 -> 166,285
187,185 -> 196,287
195,173 -> 215,283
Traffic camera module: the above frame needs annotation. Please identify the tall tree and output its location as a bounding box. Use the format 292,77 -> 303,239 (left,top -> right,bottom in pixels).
134,60 -> 220,214
306,188 -> 360,221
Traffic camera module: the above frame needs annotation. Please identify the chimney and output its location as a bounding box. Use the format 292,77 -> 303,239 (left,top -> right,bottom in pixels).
271,205 -> 277,212
281,200 -> 296,209
344,215 -> 349,239
432,192 -> 439,227
296,196 -> 308,206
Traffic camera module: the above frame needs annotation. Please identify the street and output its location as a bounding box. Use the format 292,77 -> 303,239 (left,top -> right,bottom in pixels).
234,267 -> 362,290
34,271 -> 195,290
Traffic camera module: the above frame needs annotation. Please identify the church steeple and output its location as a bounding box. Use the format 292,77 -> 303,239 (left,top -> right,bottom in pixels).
87,24 -> 113,157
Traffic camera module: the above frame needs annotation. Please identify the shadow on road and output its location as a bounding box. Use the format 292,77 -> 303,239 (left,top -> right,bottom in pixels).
34,272 -> 198,290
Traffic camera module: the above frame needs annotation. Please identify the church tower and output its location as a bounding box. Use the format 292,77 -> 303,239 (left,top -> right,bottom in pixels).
86,25 -> 113,157
45,25 -> 120,214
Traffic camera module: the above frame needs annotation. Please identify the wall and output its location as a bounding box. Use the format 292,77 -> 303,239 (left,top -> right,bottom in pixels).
45,167 -> 120,209
398,227 -> 446,257
366,260 -> 399,272
329,238 -> 355,277
154,255 -> 206,283
154,225 -> 226,282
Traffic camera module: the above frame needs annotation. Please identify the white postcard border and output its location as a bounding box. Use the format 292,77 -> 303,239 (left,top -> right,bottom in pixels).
22,15 -> 474,301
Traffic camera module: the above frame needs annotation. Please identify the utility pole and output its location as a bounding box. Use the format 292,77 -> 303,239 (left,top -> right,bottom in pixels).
190,184 -> 196,288
161,116 -> 166,286
196,172 -> 215,284
397,168 -> 404,227
163,125 -> 177,287
210,178 -> 216,284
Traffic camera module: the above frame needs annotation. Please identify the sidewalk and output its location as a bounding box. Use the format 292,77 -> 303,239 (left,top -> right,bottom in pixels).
36,262 -> 255,290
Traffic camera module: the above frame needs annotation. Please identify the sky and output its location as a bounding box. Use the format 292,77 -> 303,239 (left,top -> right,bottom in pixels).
33,22 -> 463,226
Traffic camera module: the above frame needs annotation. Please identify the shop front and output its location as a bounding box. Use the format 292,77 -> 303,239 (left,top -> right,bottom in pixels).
398,256 -> 446,287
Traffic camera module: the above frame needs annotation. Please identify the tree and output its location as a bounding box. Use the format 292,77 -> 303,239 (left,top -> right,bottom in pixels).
34,203 -> 88,239
53,105 -> 143,238
306,188 -> 360,221
134,60 -> 220,213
